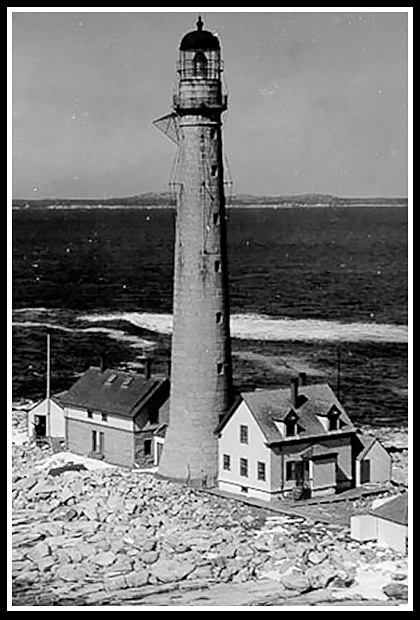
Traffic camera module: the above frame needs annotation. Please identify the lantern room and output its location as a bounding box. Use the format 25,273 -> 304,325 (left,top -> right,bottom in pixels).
174,16 -> 226,113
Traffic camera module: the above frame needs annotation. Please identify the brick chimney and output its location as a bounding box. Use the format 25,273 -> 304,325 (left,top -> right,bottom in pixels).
99,356 -> 106,373
290,377 -> 299,408
144,358 -> 152,380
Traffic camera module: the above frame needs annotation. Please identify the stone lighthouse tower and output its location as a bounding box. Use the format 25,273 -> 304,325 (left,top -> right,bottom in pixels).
155,16 -> 232,485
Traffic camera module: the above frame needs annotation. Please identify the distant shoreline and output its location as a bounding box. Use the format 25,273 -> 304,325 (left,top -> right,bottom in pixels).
11,193 -> 408,211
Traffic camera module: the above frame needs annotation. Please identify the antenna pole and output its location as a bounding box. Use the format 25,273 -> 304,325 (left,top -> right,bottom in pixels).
46,330 -> 51,435
337,345 -> 341,400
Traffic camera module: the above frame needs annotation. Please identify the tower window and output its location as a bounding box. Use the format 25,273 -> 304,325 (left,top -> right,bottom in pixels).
193,51 -> 208,77
211,165 -> 218,177
210,127 -> 217,139
214,260 -> 221,273
217,362 -> 224,375
216,311 -> 222,324
213,212 -> 220,225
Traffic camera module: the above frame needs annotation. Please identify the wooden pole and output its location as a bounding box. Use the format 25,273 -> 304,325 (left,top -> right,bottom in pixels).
337,345 -> 341,400
46,331 -> 51,435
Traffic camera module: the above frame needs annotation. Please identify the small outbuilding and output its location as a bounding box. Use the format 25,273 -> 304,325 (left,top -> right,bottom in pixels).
350,492 -> 408,554
354,435 -> 392,486
28,393 -> 67,440
61,366 -> 169,468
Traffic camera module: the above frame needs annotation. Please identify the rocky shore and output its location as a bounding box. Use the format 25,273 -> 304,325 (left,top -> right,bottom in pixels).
11,408 -> 409,607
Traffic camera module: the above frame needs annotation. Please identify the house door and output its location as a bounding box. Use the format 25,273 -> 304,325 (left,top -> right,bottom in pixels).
34,415 -> 46,438
156,441 -> 163,465
295,461 -> 310,486
360,460 -> 371,484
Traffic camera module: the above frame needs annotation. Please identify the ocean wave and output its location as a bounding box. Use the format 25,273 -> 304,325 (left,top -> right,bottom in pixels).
12,320 -> 155,350
79,312 -> 408,344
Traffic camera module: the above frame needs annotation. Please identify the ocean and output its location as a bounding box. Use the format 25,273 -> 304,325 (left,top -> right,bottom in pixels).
12,206 -> 408,427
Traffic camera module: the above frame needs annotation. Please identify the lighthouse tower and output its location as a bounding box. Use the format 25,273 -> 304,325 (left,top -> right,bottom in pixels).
155,17 -> 232,485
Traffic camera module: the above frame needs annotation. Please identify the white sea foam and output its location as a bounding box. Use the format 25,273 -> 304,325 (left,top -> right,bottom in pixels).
79,312 -> 408,344
12,320 -> 155,350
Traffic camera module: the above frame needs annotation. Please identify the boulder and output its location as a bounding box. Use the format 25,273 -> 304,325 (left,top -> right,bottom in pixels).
307,550 -> 327,565
55,565 -> 87,582
142,551 -> 159,565
305,563 -> 338,590
125,569 -> 149,588
281,572 -> 311,593
152,558 -> 196,583
93,551 -> 117,567
383,582 -> 409,601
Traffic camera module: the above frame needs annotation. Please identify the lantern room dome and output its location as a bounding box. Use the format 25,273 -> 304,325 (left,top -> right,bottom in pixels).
180,16 -> 220,51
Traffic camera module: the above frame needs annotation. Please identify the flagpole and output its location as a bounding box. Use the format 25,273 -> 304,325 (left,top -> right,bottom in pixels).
46,330 -> 51,435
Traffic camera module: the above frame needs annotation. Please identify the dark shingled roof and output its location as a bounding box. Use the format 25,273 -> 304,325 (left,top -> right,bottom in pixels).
60,367 -> 168,418
371,493 -> 408,526
217,383 -> 355,443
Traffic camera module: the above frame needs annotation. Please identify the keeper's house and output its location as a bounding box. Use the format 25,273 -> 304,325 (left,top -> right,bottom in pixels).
61,367 -> 169,467
216,374 -> 359,501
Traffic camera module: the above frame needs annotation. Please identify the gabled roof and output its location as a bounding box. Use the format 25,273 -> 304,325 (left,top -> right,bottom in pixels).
355,435 -> 389,461
60,367 -> 168,418
371,493 -> 408,526
216,383 -> 355,444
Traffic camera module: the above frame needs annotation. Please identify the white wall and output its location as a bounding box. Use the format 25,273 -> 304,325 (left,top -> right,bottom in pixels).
65,406 -> 134,432
377,519 -> 407,554
350,514 -> 377,542
218,400 -> 272,498
28,398 -> 65,438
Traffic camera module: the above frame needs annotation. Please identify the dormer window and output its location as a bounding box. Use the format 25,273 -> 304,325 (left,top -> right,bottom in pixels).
327,407 -> 340,431
285,411 -> 298,437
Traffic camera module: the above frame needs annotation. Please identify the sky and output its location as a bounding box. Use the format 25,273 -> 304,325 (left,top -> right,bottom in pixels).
11,10 -> 409,199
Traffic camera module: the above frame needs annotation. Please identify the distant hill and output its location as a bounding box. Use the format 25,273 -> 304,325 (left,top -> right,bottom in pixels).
12,192 -> 408,210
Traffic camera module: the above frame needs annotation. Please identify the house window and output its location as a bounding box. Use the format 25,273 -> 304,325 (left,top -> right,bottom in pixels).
213,212 -> 220,226
214,259 -> 221,273
286,461 -> 297,481
101,413 -> 108,422
223,454 -> 231,471
216,311 -> 222,324
240,425 -> 249,444
210,127 -> 217,139
240,457 -> 248,477
211,165 -> 218,177
217,362 -> 224,375
257,461 -> 266,481
144,439 -> 152,456
87,410 -> 93,419
240,486 -> 249,494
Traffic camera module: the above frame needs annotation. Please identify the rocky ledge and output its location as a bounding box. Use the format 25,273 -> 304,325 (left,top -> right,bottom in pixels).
12,438 -> 409,607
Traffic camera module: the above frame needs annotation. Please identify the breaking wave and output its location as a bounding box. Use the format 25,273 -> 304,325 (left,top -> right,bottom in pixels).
79,312 -> 408,344
12,319 -> 155,350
